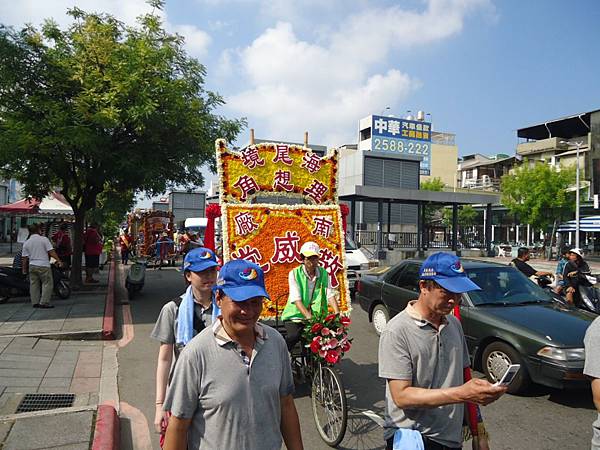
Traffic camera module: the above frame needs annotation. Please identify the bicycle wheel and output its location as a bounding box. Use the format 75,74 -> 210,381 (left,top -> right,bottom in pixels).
311,363 -> 348,447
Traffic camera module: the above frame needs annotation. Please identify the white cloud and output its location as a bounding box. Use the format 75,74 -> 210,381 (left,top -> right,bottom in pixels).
169,24 -> 211,58
224,0 -> 490,147
0,0 -> 211,59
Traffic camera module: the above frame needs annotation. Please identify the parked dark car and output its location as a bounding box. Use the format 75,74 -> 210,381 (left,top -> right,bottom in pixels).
356,259 -> 596,393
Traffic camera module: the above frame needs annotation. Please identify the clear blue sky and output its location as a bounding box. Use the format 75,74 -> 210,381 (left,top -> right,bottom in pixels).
2,0 -> 599,200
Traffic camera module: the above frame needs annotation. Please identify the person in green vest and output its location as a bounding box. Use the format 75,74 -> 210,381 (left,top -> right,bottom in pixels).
281,241 -> 340,351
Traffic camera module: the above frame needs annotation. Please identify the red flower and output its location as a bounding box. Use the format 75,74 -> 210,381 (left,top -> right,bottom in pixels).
325,350 -> 340,364
321,327 -> 330,336
311,323 -> 324,333
340,316 -> 351,327
342,341 -> 351,352
309,339 -> 321,354
325,314 -> 337,323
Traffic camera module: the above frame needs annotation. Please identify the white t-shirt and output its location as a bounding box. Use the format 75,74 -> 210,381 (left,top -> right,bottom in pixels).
287,265 -> 337,303
22,234 -> 54,268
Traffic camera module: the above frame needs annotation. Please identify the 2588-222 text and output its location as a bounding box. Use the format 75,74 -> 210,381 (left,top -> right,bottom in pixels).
373,137 -> 430,155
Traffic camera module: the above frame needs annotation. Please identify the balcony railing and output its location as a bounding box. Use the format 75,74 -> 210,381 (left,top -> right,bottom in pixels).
462,177 -> 501,191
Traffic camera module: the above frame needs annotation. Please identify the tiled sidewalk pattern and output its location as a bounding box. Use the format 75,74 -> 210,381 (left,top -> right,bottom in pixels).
0,337 -> 103,400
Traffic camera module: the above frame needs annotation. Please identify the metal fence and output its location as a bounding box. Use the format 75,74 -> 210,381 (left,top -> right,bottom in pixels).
352,230 -> 485,250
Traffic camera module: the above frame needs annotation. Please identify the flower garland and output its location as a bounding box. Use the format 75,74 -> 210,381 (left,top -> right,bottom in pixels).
215,139 -> 339,205
302,314 -> 352,365
221,203 -> 351,318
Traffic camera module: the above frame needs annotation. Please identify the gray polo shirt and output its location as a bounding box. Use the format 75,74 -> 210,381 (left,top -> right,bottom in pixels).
378,301 -> 470,448
163,319 -> 294,450
150,299 -> 213,358
584,316 -> 600,450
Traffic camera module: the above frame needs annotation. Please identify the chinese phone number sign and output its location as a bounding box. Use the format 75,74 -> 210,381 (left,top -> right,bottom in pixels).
216,140 -> 338,205
371,115 -> 432,175
222,203 -> 351,319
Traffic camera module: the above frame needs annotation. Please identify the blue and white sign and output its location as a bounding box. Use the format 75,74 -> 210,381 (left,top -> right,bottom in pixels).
371,115 -> 432,175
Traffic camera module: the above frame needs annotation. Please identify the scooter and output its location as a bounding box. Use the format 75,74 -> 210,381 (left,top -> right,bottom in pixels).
125,257 -> 146,300
536,275 -> 600,314
0,264 -> 71,303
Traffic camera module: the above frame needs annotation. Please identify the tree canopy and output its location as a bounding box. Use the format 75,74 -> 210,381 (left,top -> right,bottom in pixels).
501,162 -> 575,232
0,2 -> 245,284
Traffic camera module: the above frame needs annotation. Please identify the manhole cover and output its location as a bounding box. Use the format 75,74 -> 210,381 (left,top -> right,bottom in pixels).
16,393 -> 75,413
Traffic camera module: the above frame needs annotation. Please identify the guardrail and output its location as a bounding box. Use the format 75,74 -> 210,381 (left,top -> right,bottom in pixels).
351,231 -> 485,250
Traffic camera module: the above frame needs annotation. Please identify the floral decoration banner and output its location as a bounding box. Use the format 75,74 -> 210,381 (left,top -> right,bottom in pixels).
222,203 -> 350,319
216,139 -> 338,205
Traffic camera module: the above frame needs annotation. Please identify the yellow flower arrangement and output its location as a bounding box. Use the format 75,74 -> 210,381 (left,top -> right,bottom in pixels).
215,139 -> 338,205
222,203 -> 351,319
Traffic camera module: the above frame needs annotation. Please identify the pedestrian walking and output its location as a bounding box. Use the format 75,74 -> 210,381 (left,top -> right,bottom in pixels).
119,232 -> 132,265
162,259 -> 303,450
584,315 -> 600,450
150,247 -> 219,444
83,223 -> 103,283
379,252 -> 506,450
21,223 -> 62,309
51,223 -> 72,271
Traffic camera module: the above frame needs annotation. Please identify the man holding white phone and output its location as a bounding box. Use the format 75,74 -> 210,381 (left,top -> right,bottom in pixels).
379,253 -> 507,450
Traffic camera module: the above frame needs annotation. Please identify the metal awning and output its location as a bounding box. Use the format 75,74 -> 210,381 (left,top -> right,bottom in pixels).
340,185 -> 500,205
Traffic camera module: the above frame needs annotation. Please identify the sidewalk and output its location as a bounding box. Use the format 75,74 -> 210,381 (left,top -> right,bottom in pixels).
0,269 -> 108,339
0,257 -> 120,449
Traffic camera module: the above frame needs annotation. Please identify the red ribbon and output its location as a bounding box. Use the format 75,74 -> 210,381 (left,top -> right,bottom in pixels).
453,305 -> 479,438
339,204 -> 349,235
204,204 -> 221,251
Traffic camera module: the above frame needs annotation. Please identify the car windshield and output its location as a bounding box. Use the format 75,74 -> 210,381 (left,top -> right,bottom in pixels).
345,236 -> 358,251
465,266 -> 553,306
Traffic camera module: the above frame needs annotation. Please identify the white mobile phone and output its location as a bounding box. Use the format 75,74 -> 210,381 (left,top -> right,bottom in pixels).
494,364 -> 520,386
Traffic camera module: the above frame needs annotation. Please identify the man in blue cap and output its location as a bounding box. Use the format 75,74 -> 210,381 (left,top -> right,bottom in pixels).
163,259 -> 303,450
379,252 -> 507,450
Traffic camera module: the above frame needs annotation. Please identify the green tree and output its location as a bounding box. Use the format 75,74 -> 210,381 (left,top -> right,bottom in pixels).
0,1 -> 245,286
420,177 -> 445,224
442,204 -> 478,227
501,162 -> 575,253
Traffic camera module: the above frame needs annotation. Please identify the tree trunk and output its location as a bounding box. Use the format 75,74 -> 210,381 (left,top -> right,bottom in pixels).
70,208 -> 86,289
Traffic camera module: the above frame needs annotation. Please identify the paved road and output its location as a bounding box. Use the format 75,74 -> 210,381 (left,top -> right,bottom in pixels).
117,265 -> 598,450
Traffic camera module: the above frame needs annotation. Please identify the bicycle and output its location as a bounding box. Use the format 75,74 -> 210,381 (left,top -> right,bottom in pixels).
273,314 -> 348,447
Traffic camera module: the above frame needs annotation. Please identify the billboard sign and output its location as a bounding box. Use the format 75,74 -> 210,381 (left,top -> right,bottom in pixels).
371,115 -> 432,175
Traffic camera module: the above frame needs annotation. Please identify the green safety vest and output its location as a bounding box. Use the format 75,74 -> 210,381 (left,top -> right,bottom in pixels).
281,266 -> 329,321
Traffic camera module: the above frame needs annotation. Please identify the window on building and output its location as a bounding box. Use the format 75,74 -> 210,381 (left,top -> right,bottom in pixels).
360,127 -> 371,141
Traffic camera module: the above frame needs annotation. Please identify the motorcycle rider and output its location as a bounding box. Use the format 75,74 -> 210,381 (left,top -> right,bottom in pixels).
563,248 -> 592,306
511,247 -> 554,279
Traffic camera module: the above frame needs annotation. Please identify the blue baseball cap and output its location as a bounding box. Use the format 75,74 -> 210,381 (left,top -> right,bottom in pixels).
183,248 -> 219,272
213,259 -> 270,301
419,252 -> 481,294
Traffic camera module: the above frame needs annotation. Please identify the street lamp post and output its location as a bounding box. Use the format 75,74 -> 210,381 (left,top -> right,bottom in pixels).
561,140 -> 584,248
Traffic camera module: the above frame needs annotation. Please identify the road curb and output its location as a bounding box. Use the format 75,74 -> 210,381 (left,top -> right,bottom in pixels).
102,252 -> 117,340
92,404 -> 120,450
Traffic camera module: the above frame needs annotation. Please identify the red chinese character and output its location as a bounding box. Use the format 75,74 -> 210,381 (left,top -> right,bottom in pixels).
270,231 -> 301,264
273,170 -> 294,192
319,248 -> 343,288
233,212 -> 259,236
231,245 -> 271,273
273,145 -> 293,165
241,146 -> 265,169
233,175 -> 260,201
303,180 -> 328,203
312,216 -> 334,238
301,152 -> 322,174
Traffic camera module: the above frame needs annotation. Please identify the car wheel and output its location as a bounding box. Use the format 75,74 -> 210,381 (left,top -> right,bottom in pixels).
482,341 -> 530,394
371,304 -> 389,336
